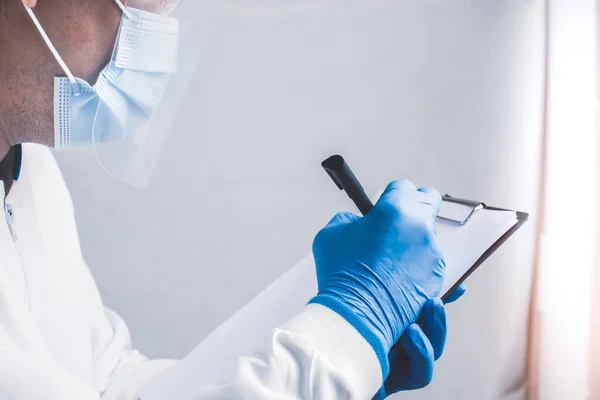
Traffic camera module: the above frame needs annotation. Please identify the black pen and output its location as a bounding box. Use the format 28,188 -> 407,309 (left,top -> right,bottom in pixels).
321,155 -> 373,216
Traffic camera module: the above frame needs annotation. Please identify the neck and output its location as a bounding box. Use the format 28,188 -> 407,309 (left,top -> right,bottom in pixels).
0,106 -> 23,162
0,127 -> 12,163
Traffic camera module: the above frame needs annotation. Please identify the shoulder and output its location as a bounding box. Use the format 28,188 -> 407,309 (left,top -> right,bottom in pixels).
21,144 -> 65,180
19,143 -> 77,223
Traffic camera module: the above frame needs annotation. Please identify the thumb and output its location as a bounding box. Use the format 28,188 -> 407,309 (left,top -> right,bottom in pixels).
401,324 -> 435,387
420,298 -> 447,360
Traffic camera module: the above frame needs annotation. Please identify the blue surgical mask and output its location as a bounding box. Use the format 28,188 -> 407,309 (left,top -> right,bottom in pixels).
25,4 -> 179,149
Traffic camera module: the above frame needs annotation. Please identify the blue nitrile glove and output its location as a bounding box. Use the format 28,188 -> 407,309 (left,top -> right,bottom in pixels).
310,179 -> 446,380
374,284 -> 466,399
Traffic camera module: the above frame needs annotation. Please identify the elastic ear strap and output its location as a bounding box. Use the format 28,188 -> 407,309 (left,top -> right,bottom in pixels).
113,0 -> 132,19
23,5 -> 76,84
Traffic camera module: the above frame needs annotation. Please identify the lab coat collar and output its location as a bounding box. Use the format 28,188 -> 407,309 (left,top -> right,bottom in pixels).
13,144 -> 22,181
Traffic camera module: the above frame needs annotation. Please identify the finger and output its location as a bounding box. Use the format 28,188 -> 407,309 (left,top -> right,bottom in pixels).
22,0 -> 37,7
417,187 -> 443,214
420,298 -> 447,360
325,211 -> 361,227
401,324 -> 435,386
443,283 -> 467,304
378,179 -> 417,205
372,189 -> 385,203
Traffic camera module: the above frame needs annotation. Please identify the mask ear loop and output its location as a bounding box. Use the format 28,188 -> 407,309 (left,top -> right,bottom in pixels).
113,0 -> 132,19
23,5 -> 81,95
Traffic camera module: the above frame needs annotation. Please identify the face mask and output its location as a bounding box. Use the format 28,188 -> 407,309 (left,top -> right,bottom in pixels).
24,2 -> 179,149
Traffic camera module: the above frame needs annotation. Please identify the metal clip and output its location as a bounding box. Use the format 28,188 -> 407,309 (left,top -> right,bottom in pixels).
437,195 -> 485,226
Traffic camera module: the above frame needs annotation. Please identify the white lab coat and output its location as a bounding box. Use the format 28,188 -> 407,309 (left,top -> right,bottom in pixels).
0,144 -> 382,399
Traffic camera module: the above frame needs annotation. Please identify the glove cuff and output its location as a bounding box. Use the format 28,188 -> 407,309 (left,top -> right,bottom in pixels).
309,294 -> 390,379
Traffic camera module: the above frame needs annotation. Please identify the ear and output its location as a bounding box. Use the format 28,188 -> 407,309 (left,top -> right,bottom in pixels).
23,0 -> 37,8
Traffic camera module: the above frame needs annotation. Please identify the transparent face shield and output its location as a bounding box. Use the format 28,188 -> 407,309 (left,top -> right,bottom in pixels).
94,0 -> 222,187
25,0 -> 223,187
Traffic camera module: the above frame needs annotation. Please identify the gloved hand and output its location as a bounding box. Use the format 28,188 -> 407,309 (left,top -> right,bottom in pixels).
374,284 -> 466,399
310,179 -> 446,379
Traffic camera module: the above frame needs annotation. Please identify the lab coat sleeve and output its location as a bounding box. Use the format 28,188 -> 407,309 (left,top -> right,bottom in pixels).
98,304 -> 382,400
90,307 -> 178,400
191,303 -> 383,399
113,304 -> 382,400
0,317 -> 104,400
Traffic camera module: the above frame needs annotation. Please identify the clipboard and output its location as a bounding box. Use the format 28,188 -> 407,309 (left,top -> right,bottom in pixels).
136,193 -> 530,399
438,195 -> 529,301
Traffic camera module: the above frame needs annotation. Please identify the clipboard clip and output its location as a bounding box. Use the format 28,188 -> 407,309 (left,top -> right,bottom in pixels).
438,195 -> 486,226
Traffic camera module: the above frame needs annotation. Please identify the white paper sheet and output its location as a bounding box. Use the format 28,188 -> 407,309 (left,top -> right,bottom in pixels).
437,208 -> 518,294
138,208 -> 519,398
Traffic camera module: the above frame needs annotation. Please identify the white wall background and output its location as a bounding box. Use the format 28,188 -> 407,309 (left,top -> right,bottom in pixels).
54,1 -> 545,398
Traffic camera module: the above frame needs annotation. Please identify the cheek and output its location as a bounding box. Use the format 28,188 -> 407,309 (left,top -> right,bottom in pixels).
66,13 -> 123,84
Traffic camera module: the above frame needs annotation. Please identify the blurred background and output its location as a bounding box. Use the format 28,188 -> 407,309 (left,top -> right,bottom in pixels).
52,0 -> 599,399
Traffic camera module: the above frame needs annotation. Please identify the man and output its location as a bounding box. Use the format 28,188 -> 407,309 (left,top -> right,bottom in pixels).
0,0 -> 463,398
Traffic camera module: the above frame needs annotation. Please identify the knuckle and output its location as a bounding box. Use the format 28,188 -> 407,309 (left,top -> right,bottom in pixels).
333,211 -> 347,221
414,220 -> 442,257
427,238 -> 445,268
375,200 -> 403,222
386,179 -> 416,193
312,232 -> 323,253
312,226 -> 330,251
422,227 -> 435,244
419,186 -> 441,198
393,178 -> 415,189
428,236 -> 442,256
313,212 -> 352,251
413,215 -> 434,237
